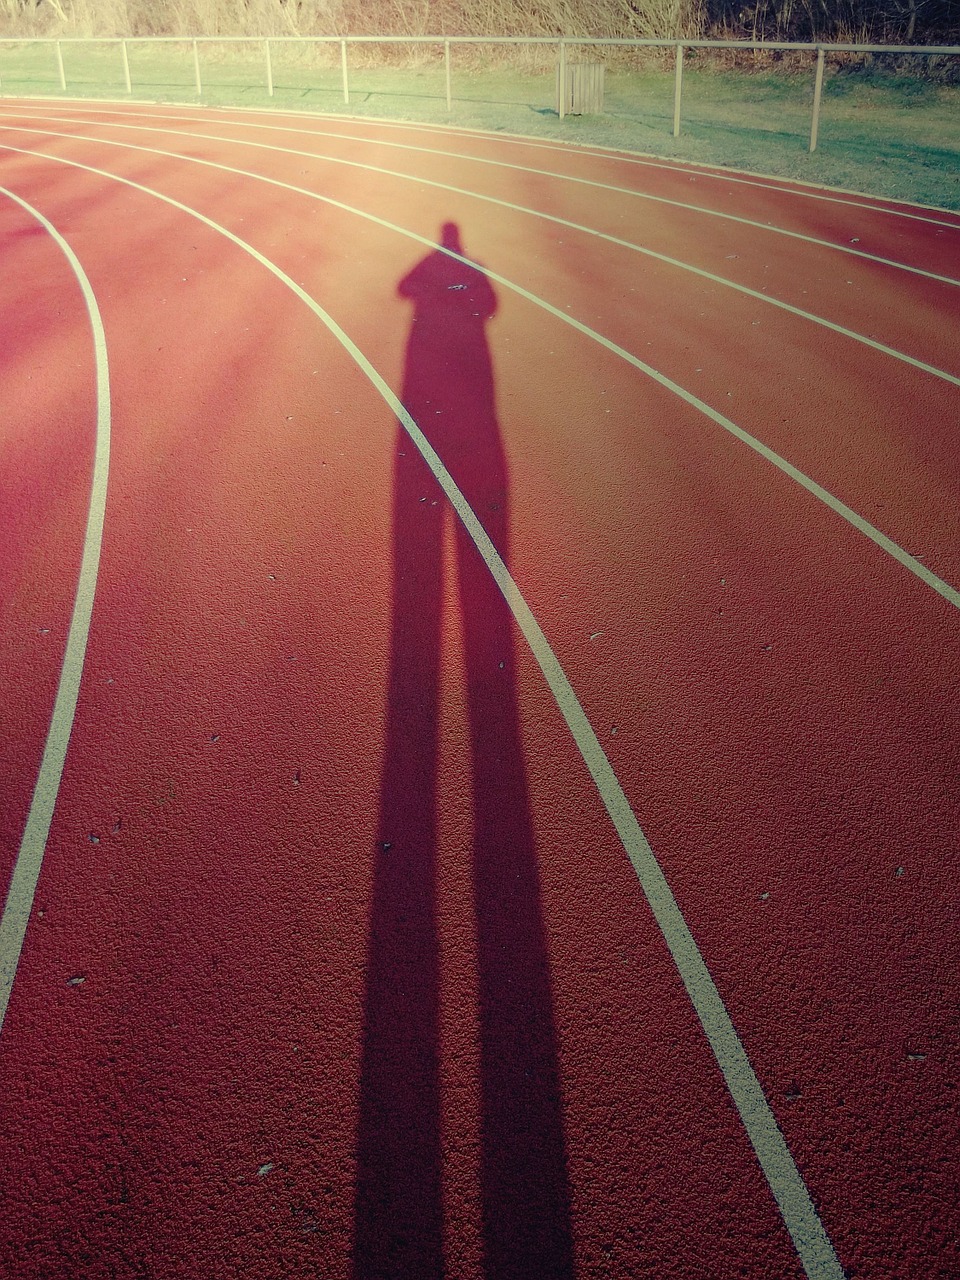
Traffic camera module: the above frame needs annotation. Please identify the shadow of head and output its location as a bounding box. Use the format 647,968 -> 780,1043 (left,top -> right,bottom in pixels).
440,220 -> 463,253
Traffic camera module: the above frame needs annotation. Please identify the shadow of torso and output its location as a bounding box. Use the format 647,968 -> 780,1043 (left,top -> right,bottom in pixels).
398,243 -> 505,535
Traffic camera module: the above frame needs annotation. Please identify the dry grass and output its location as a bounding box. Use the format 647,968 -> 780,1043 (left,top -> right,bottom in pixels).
1,1 -> 956,78
2,0 -> 706,41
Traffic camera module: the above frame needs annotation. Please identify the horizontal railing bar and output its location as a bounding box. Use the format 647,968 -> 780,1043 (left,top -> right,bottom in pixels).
0,35 -> 957,54
818,42 -> 960,54
0,35 -> 652,45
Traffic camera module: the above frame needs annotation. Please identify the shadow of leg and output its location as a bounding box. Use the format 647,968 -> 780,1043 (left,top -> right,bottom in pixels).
457,519 -> 576,1280
353,445 -> 446,1280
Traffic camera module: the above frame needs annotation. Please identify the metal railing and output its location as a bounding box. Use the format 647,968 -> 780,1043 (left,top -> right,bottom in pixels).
0,34 -> 957,152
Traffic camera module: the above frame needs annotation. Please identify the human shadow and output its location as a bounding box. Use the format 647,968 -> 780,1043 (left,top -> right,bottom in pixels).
352,224 -> 575,1280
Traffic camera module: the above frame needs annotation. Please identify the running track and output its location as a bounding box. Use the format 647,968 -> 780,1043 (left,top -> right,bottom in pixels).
1,100 -> 958,1280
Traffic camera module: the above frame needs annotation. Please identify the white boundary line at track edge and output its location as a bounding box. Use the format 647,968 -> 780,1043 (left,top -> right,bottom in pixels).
258,110 -> 960,225
2,140 -> 846,1280
3,103 -> 956,286
147,105 -> 960,230
319,116 -> 960,226
4,110 -> 956,388
3,133 -> 958,614
0,186 -> 111,1036
10,93 -> 960,225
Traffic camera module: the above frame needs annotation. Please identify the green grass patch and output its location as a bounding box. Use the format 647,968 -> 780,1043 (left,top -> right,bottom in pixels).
1,40 -> 957,210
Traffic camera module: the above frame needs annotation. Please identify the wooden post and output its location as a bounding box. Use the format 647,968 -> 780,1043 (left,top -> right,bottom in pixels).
341,39 -> 349,105
558,39 -> 566,119
673,43 -> 684,137
810,47 -> 825,152
265,39 -> 273,96
444,39 -> 451,111
121,39 -> 132,94
55,40 -> 66,91
193,39 -> 202,96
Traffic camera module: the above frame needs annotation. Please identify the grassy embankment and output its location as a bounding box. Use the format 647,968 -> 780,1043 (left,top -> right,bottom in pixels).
0,39 -> 957,209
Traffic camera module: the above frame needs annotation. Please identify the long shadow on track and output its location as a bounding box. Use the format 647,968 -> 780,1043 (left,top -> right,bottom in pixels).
352,221 -> 575,1280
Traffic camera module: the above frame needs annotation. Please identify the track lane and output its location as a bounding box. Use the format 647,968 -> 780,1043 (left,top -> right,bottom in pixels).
0,165 -> 400,1280
14,101 -> 960,239
20,95 -> 960,226
0,173 -> 104,932
0,155 -> 822,1280
14,99 -> 960,229
5,122 -> 958,603
6,101 -> 959,289
266,111 -> 960,225
4,107 -> 958,389
0,112 -> 957,1280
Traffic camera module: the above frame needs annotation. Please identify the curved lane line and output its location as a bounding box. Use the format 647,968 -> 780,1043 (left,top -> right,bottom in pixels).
2,144 -> 845,1280
265,110 -> 960,227
0,187 -> 111,1035
20,99 -> 958,229
4,111 -> 955,388
3,135 -> 958,615
311,115 -> 960,228
3,105 -> 955,286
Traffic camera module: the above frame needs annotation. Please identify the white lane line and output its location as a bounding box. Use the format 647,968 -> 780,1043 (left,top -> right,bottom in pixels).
4,144 -> 845,1280
20,98 -> 958,229
2,105 -> 956,286
4,111 -> 955,388
300,113 -> 960,228
4,135 -> 958,616
0,187 -> 111,1035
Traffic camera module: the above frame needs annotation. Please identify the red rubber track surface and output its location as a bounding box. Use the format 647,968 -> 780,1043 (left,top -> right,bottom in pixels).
0,102 -> 958,1280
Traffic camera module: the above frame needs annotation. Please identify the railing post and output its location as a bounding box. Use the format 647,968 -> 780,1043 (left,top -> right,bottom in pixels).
444,39 -> 451,111
810,46 -> 825,152
55,40 -> 66,91
121,40 -> 132,94
673,43 -> 684,136
558,38 -> 566,119
265,39 -> 273,96
341,38 -> 349,105
193,39 -> 202,95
